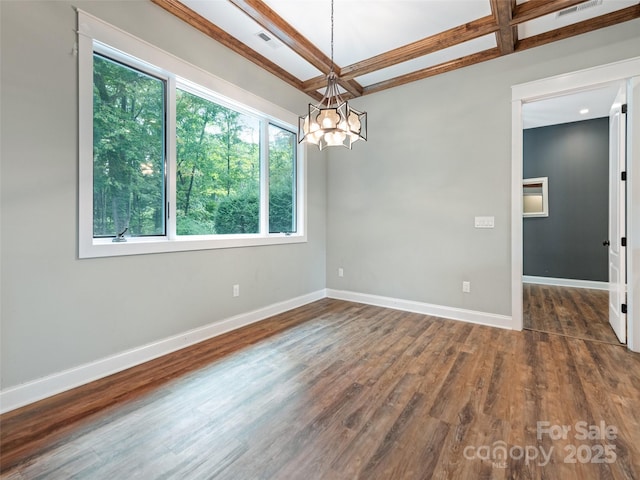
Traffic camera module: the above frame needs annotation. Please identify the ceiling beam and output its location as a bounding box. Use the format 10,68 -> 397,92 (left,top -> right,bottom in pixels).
516,3 -> 640,50
302,76 -> 332,93
491,0 -> 518,54
150,0 -> 325,100
363,48 -> 503,96
228,0 -> 364,98
337,15 -> 499,82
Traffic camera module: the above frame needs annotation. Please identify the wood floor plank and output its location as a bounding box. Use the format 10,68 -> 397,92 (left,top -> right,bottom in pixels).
523,283 -> 620,344
2,298 -> 639,479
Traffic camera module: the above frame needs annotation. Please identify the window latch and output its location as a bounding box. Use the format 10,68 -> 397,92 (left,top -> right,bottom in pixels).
112,227 -> 128,243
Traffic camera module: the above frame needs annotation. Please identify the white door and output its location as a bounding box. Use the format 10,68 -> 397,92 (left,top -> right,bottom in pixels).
608,88 -> 627,343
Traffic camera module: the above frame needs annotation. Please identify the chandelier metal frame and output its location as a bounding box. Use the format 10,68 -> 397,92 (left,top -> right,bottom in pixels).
298,0 -> 367,150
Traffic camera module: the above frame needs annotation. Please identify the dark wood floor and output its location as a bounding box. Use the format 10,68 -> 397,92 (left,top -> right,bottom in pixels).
2,299 -> 639,479
523,283 -> 622,344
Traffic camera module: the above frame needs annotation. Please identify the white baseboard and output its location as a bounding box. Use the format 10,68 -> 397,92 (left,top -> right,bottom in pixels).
326,289 -> 513,330
0,289 -> 327,414
0,287 -> 514,414
523,275 -> 609,290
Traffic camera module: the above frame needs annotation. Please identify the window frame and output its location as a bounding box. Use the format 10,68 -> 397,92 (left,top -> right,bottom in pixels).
91,51 -> 169,239
78,10 -> 306,258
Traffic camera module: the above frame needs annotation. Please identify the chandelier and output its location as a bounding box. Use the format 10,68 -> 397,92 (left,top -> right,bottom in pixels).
298,0 -> 367,150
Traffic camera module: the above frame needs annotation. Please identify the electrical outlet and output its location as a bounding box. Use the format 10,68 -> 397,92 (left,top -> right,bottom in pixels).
462,281 -> 471,293
338,267 -> 344,277
233,284 -> 240,297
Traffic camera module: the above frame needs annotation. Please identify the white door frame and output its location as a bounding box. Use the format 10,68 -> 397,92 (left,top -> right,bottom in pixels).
511,56 -> 640,352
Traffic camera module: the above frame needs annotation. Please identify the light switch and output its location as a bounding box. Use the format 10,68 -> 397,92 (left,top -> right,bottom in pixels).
474,216 -> 495,228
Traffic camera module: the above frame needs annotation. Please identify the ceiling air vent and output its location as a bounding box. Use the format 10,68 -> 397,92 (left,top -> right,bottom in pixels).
255,31 -> 282,49
557,0 -> 602,18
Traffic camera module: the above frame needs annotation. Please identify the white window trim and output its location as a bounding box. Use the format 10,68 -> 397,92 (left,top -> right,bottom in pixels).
77,9 -> 306,259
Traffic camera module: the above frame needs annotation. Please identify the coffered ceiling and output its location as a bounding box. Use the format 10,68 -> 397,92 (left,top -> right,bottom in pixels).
151,0 -> 640,101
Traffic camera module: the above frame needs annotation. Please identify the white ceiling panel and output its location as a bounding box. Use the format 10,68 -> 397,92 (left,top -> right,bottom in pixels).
182,0 -> 323,79
518,0 -> 638,38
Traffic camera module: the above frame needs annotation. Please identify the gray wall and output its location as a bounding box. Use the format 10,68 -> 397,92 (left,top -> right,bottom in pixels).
523,118 -> 609,281
0,0 -> 326,389
326,19 -> 640,316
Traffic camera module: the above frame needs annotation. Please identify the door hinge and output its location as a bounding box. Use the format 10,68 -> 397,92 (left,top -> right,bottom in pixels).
621,171 -> 627,181
621,237 -> 627,247
622,304 -> 627,314
621,104 -> 627,114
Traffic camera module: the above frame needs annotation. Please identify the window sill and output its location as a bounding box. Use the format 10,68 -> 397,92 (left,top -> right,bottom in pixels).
79,233 -> 307,259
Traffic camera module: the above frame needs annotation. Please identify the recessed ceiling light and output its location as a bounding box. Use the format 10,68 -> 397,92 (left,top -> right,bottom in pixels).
579,108 -> 589,115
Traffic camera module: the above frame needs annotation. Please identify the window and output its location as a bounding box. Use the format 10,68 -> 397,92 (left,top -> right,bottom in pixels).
269,124 -> 297,234
78,10 -> 305,258
175,88 -> 261,236
93,54 -> 166,238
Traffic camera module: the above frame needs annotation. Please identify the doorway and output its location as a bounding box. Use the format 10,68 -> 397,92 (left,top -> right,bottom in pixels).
521,88 -> 622,344
510,56 -> 640,352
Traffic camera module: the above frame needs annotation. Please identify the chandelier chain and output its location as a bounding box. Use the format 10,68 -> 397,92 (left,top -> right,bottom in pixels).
330,0 -> 334,73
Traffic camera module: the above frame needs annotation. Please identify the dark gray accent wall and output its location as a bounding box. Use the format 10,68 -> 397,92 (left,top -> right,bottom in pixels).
523,117 -> 609,282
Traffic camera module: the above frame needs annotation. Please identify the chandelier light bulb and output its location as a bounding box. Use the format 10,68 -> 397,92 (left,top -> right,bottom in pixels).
319,109 -> 340,128
325,130 -> 347,146
307,132 -> 321,145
